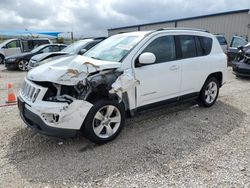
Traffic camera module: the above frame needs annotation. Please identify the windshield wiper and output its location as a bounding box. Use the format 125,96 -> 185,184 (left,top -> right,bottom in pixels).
90,56 -> 102,60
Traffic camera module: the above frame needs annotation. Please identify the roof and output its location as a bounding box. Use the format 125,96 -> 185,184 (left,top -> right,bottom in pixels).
108,9 -> 250,31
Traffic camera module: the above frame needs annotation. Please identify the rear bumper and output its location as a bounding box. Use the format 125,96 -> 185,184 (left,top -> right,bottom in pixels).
18,97 -> 78,138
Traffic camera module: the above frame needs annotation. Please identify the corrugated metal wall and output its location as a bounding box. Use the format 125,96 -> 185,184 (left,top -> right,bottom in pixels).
140,22 -> 175,31
177,12 -> 249,43
108,11 -> 250,43
108,26 -> 139,36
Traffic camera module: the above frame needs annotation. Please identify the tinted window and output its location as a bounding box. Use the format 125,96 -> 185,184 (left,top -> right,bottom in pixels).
51,45 -> 60,52
59,45 -> 66,51
179,35 -> 196,58
142,36 -> 176,63
195,36 -> 203,56
199,36 -> 212,55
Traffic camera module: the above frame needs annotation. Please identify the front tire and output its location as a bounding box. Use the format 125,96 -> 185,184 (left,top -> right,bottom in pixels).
82,99 -> 125,144
199,77 -> 219,107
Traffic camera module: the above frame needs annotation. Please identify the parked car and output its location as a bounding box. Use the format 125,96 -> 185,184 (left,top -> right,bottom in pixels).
227,36 -> 248,63
18,28 -> 227,144
215,35 -> 228,53
28,38 -> 106,70
232,43 -> 250,77
4,44 -> 66,71
0,38 -> 52,64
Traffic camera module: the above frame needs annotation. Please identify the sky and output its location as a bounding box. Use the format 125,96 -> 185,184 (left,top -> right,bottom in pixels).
0,0 -> 249,38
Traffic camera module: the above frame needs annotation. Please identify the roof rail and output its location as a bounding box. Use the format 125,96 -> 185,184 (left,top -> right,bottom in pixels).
155,27 -> 210,33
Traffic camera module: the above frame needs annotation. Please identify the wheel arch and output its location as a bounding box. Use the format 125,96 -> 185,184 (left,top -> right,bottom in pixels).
205,72 -> 223,88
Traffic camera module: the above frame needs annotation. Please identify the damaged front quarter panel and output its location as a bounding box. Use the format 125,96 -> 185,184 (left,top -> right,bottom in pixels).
109,69 -> 140,100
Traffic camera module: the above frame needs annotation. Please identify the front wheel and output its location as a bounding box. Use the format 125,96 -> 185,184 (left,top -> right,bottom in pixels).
199,77 -> 219,107
82,99 -> 125,144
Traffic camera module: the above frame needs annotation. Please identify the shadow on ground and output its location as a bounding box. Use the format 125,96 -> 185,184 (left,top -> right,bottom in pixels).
6,101 -> 246,184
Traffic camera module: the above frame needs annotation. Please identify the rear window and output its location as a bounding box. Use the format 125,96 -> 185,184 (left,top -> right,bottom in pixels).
198,36 -> 213,56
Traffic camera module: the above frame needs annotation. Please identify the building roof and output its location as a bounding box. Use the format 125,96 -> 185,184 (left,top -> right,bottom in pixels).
108,9 -> 250,31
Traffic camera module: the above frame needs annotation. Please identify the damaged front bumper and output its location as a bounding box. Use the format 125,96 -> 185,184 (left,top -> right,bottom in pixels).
18,78 -> 93,137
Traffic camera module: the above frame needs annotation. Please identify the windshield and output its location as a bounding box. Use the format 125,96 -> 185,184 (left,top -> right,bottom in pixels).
31,44 -> 47,53
84,35 -> 144,62
62,40 -> 90,54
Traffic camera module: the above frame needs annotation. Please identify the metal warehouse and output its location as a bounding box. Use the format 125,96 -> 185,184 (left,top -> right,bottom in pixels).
108,9 -> 250,43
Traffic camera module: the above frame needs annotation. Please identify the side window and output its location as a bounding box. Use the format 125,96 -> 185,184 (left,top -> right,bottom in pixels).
6,40 -> 21,48
51,46 -> 60,52
199,36 -> 212,55
41,46 -> 51,53
142,36 -> 176,63
60,45 -> 66,51
179,35 -> 196,58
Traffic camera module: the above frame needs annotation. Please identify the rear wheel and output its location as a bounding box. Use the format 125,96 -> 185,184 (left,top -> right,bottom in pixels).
199,77 -> 219,107
18,60 -> 28,71
0,55 -> 4,64
82,99 -> 125,144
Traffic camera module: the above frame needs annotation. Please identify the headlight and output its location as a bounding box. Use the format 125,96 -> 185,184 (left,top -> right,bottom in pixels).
6,58 -> 17,62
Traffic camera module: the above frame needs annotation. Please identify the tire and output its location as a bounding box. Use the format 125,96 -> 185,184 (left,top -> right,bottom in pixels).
199,77 -> 219,107
18,60 -> 28,71
0,55 -> 4,64
82,99 -> 125,144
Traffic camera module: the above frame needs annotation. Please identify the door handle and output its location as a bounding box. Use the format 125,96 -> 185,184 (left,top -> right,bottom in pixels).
169,65 -> 179,71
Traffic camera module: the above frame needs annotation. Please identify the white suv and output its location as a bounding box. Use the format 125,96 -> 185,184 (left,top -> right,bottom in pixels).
18,28 -> 227,144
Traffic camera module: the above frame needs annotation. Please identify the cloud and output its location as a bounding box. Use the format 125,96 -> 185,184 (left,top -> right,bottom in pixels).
0,0 -> 249,38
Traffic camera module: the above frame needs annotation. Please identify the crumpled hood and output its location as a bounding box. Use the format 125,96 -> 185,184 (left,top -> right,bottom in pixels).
27,55 -> 122,85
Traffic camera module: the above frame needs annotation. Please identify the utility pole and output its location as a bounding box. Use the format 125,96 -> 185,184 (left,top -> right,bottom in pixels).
71,32 -> 74,42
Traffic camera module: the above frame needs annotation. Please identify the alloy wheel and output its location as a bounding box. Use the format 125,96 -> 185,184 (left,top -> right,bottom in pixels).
18,60 -> 28,71
92,105 -> 121,139
204,81 -> 218,104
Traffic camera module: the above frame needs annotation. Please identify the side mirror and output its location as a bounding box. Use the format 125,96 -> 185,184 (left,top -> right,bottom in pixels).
2,45 -> 7,49
139,52 -> 156,64
79,49 -> 87,55
237,46 -> 244,51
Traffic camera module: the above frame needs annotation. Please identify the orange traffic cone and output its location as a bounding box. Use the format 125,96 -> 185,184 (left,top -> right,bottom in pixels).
6,83 -> 17,103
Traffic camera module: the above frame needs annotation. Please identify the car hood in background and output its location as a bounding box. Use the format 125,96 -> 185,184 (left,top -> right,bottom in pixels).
31,52 -> 69,62
27,55 -> 121,85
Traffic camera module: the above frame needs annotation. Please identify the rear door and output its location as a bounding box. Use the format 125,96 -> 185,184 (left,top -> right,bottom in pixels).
178,35 -> 213,95
134,35 -> 182,107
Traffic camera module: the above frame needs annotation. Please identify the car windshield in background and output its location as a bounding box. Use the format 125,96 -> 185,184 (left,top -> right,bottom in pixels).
31,45 -> 47,53
216,36 -> 227,45
62,40 -> 89,54
84,35 -> 144,62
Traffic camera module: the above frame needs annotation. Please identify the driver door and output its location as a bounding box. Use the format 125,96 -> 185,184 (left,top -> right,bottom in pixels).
134,35 -> 181,107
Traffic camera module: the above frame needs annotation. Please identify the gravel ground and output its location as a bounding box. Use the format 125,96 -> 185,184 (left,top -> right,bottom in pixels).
0,64 -> 250,188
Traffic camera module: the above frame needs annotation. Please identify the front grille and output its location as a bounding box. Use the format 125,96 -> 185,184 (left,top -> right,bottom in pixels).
21,80 -> 41,102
